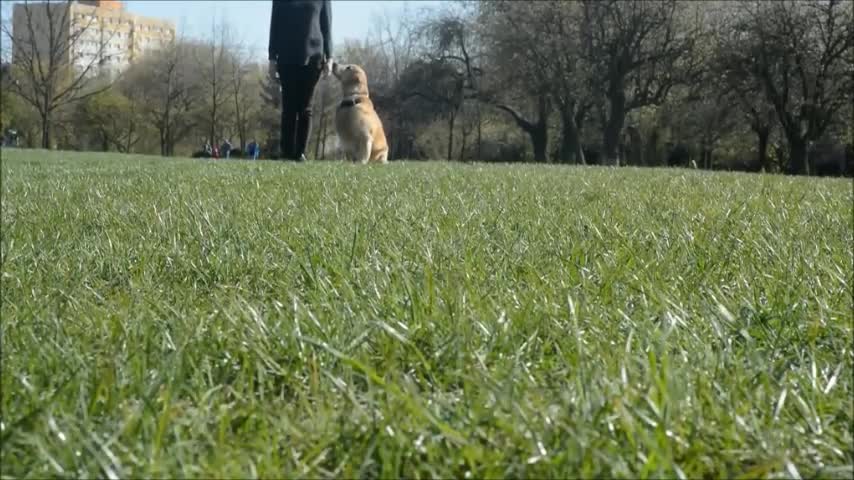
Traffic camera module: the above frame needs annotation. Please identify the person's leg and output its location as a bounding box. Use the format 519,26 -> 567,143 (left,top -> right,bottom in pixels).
293,60 -> 323,160
279,65 -> 300,159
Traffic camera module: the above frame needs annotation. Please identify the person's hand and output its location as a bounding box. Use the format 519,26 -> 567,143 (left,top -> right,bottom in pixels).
268,60 -> 278,79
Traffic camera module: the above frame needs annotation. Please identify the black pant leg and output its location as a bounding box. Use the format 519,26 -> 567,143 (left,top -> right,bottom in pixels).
293,63 -> 323,159
279,65 -> 302,159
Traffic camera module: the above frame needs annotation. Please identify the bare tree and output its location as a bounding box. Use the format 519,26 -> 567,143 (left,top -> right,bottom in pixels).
2,0 -> 117,149
72,84 -> 142,153
126,37 -> 201,156
581,0 -> 701,166
195,18 -> 233,147
226,40 -> 257,151
1,1 -> 13,64
477,0 -> 554,163
720,0 -> 853,175
257,63 -> 281,153
0,62 -> 12,132
366,7 -> 420,159
479,1 -> 591,164
492,95 -> 551,163
713,54 -> 777,171
405,9 -> 483,161
370,6 -> 419,88
397,58 -> 468,161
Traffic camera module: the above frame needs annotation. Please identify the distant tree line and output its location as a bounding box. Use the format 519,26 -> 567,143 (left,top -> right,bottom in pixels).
2,0 -> 851,176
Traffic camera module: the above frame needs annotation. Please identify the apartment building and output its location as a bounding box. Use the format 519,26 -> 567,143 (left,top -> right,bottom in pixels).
12,0 -> 175,75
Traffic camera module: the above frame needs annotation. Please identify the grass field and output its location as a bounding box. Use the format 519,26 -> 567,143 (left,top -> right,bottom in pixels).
1,149 -> 852,478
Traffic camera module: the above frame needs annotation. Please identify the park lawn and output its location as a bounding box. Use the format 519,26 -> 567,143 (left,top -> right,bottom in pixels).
1,149 -> 852,478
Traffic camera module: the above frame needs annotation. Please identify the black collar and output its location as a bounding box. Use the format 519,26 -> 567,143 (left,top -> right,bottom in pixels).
339,97 -> 363,108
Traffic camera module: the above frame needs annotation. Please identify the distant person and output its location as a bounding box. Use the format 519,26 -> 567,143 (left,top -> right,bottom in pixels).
221,139 -> 232,159
268,0 -> 333,161
247,140 -> 258,160
1,128 -> 14,147
204,141 -> 212,157
212,144 -> 220,159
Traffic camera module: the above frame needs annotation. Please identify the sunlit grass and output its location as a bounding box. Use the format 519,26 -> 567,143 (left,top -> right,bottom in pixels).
1,149 -> 852,478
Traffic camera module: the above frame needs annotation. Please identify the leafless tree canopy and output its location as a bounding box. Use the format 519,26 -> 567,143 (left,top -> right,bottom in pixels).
2,0 -> 118,148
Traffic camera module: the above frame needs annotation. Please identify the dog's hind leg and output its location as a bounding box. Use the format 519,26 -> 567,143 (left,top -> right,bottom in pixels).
356,139 -> 372,164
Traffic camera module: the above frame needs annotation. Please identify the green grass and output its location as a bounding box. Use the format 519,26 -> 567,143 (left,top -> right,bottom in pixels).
1,149 -> 852,479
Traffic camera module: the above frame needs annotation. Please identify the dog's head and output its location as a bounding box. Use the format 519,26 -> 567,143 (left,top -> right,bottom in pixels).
332,63 -> 369,95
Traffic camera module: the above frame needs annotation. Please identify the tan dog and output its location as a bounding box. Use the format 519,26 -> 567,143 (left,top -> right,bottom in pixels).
331,63 -> 389,164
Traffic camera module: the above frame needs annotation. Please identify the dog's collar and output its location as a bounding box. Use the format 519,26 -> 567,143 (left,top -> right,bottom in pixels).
339,97 -> 363,108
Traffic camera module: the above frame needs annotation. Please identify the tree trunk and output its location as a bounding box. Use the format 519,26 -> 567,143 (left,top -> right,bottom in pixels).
209,102 -> 217,148
126,120 -> 134,153
494,96 -> 550,163
559,121 -> 572,164
603,91 -> 626,166
459,124 -> 469,162
166,128 -> 175,157
533,96 -> 550,163
559,107 -> 585,165
626,126 -> 642,166
447,110 -> 456,161
314,110 -> 325,160
645,128 -> 660,166
476,102 -> 483,161
320,117 -> 328,160
531,128 -> 548,163
575,106 -> 588,166
234,90 -> 245,151
788,136 -> 808,175
163,105 -> 172,156
159,128 -> 167,156
757,127 -> 769,172
702,140 -> 714,170
40,113 -> 51,149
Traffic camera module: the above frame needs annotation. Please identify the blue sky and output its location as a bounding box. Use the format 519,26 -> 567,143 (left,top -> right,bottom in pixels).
124,1 -> 444,60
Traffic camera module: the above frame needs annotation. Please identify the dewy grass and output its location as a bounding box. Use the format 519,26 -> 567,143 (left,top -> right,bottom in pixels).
1,149 -> 852,478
